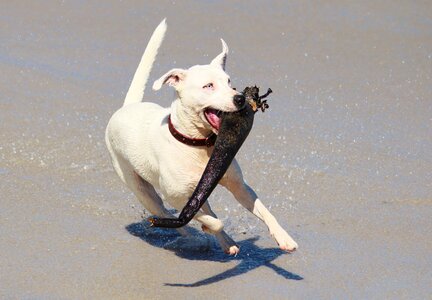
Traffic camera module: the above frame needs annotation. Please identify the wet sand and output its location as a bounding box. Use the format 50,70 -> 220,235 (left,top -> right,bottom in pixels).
1,1 -> 431,299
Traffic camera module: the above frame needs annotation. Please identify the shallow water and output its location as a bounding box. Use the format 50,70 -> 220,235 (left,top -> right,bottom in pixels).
1,1 -> 431,299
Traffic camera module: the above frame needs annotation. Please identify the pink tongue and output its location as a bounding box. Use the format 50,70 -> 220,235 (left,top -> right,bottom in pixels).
206,111 -> 221,131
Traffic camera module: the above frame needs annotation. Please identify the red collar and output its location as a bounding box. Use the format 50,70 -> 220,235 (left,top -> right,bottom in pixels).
168,115 -> 216,147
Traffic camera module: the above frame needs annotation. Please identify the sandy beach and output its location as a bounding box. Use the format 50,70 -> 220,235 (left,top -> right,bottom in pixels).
1,1 -> 431,298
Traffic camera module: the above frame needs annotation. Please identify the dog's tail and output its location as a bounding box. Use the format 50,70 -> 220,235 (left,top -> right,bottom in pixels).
123,19 -> 167,107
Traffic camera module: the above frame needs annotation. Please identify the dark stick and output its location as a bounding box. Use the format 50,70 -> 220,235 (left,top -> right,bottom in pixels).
149,86 -> 270,228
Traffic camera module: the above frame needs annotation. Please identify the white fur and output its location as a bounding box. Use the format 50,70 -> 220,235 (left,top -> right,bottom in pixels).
123,19 -> 167,106
106,20 -> 298,254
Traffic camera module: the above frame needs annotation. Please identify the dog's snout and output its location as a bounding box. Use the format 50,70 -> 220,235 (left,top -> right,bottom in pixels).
233,94 -> 245,109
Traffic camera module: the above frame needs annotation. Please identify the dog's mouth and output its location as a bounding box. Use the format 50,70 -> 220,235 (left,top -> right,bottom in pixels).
204,108 -> 223,131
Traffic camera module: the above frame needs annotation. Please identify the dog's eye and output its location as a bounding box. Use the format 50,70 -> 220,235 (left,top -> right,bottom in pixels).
203,83 -> 214,89
228,78 -> 231,85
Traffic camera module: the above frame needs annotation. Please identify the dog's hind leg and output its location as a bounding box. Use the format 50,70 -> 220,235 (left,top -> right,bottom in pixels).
129,172 -> 189,236
107,144 -> 189,236
200,202 -> 240,255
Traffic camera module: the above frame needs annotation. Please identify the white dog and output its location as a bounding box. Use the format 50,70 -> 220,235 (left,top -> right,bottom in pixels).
105,19 -> 298,254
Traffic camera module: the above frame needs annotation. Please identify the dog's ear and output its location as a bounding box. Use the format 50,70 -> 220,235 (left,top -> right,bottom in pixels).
210,39 -> 228,70
153,68 -> 187,90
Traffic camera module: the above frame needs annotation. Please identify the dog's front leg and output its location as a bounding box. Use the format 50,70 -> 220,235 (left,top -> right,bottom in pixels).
221,161 -> 298,252
200,201 -> 240,255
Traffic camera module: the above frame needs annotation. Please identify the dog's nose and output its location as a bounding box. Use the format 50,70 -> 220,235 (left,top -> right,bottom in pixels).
233,94 -> 245,109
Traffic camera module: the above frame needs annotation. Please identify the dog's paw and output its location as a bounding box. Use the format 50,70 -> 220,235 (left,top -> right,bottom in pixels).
200,219 -> 224,234
270,227 -> 298,253
224,245 -> 240,255
201,224 -> 212,234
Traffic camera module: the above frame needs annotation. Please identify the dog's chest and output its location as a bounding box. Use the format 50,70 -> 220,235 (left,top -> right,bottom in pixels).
158,148 -> 212,205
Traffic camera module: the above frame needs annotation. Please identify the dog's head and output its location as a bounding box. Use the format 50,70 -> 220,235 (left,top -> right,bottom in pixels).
153,40 -> 245,133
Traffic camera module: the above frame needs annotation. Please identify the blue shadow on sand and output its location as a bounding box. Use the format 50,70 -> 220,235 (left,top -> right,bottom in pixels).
126,221 -> 303,287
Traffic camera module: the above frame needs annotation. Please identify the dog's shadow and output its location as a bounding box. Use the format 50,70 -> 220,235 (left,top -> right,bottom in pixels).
126,221 -> 303,287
